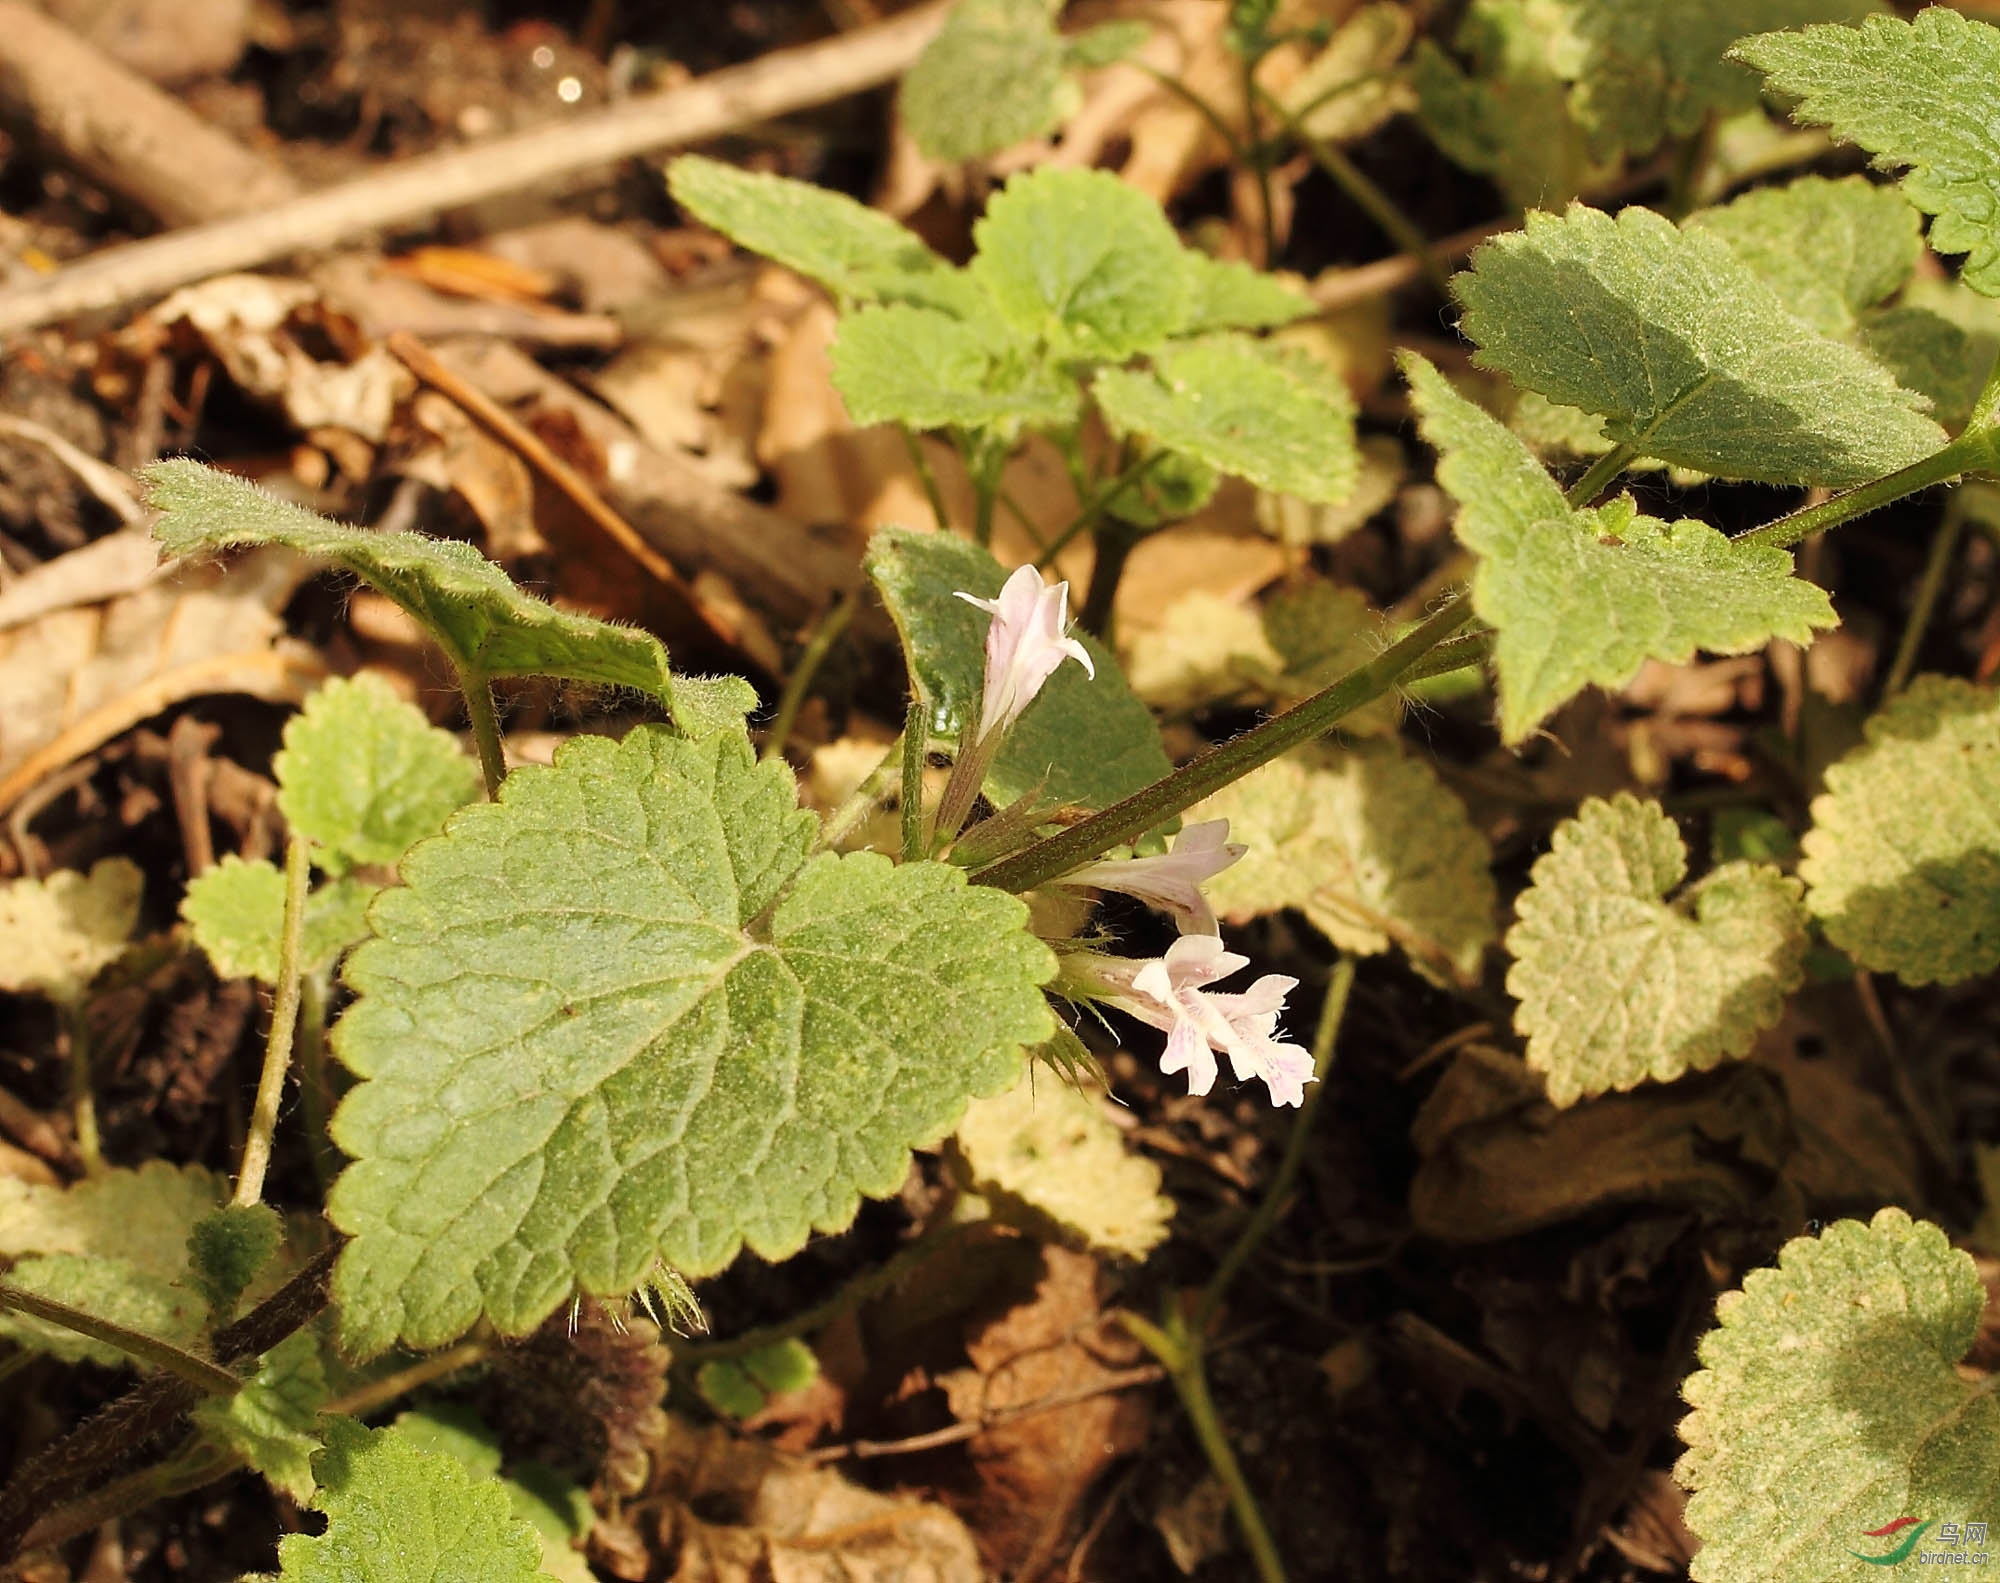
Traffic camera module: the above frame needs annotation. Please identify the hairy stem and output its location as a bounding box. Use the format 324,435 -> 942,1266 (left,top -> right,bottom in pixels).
296,971 -> 338,1196
762,592 -> 856,763
461,666 -> 507,798
974,595 -> 1473,894
322,1338 -> 492,1419
1079,521 -> 1141,639
900,698 -> 926,863
63,999 -> 100,1175
1563,443 -> 1639,509
818,734 -> 903,850
0,1283 -> 240,1395
900,424 -> 952,533
1885,495 -> 1967,698
1036,448 -> 1166,570
234,832 -> 310,1209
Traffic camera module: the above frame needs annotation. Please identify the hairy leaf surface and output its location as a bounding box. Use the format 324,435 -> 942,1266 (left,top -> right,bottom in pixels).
865,528 -> 1170,812
665,155 -> 979,314
1174,255 -> 1316,335
1798,675 -> 2000,984
1193,742 -> 1496,984
1093,338 -> 1360,505
181,858 -> 376,983
276,673 -> 481,873
1735,9 -> 2000,295
830,304 -> 1076,432
1404,353 -> 1837,741
0,857 -> 141,1003
1506,795 -> 1808,1106
899,0 -> 1073,161
145,461 -> 754,737
192,1330 -> 329,1503
327,727 -> 1053,1356
1452,205 -> 1945,484
1678,1209 -> 2000,1583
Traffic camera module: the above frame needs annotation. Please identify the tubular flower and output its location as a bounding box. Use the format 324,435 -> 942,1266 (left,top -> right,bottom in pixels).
954,564 -> 1094,745
1059,819 -> 1246,935
1082,935 -> 1315,1107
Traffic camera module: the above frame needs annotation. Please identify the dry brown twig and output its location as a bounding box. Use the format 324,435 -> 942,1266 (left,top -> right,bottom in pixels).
0,2 -> 950,339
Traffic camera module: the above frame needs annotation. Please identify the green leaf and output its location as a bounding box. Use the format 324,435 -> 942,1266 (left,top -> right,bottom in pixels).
276,673 -> 482,875
1174,255 -> 1316,336
665,154 -> 979,315
899,0 -> 1074,162
1734,9 -> 2000,295
1403,353 -> 1838,742
1677,1208 -> 2000,1583
187,1203 -> 284,1313
193,1329 -> 329,1503
1065,18 -> 1148,69
326,727 -> 1054,1357
863,528 -> 1171,813
181,857 -> 377,983
969,167 -> 1189,361
829,304 -> 1076,432
1797,675 -> 2000,985
1688,175 -> 1921,341
697,1339 -> 820,1419
1505,794 -> 1809,1107
0,1161 -> 224,1365
1121,592 -> 1280,712
1862,275 -> 2000,432
275,1418 -> 550,1583
143,460 -> 754,739
1452,204 -> 1946,485
1281,3 -> 1415,144
1193,742 -> 1496,984
1093,337 -> 1360,505
0,857 -> 142,1004
953,1071 -> 1173,1257
1261,581 -> 1401,735
1101,448 -> 1219,529
392,1407 -> 594,1583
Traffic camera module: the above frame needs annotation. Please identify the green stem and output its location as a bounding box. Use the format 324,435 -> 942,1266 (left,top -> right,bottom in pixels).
819,735 -> 903,850
1564,444 -> 1639,509
900,425 -> 952,534
762,593 -> 855,763
63,1000 -> 101,1176
1120,1309 -> 1286,1583
1398,627 -> 1494,684
234,833 -> 310,1209
296,971 -> 338,1197
0,1283 -> 239,1395
21,1435 -> 239,1554
1258,86 -> 1446,297
1192,954 -> 1354,1336
1662,114 -> 1718,221
929,691 -> 993,852
1883,495 -> 1966,698
1241,48 -> 1277,266
1735,424 -> 2000,553
900,698 -> 926,864
460,667 -> 507,798
974,595 -> 1474,894
1035,448 -> 1165,571
1133,62 -> 1252,170
321,1339 -> 492,1419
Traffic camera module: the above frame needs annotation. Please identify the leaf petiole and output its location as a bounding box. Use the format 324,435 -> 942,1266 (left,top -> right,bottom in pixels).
0,1283 -> 240,1396
233,833 -> 310,1210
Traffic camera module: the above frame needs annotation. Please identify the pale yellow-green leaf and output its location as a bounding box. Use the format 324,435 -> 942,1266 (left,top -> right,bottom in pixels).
1798,675 -> 2000,985
1281,3 -> 1415,143
1121,593 -> 1280,713
0,857 -> 142,1003
1507,794 -> 1809,1106
1193,742 -> 1495,984
1677,1208 -> 2000,1583
954,1072 -> 1172,1258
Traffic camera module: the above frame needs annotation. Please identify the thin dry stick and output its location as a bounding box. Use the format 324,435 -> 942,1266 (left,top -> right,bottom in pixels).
0,2 -> 948,338
385,331 -> 740,651
803,1364 -> 1166,1464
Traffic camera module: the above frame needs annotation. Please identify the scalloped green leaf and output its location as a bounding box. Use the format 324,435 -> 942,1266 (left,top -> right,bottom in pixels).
1451,204 -> 1946,484
1863,276 -> 2000,431
1677,1208 -> 2000,1583
899,0 -> 1074,162
192,1328 -> 329,1503
0,857 -> 142,1004
969,167 -> 1189,361
1689,175 -> 1921,341
1735,9 -> 2000,296
0,1161 -> 224,1365
143,460 -> 753,738
181,857 -> 377,984
1192,741 -> 1496,985
1403,353 -> 1838,742
392,1407 -> 594,1583
275,1418 -> 549,1583
665,154 -> 980,315
863,527 -> 1170,813
829,304 -> 1076,432
1798,675 -> 2000,985
1506,794 -> 1809,1106
954,1071 -> 1173,1257
1174,255 -> 1316,336
276,673 -> 481,874
326,726 -> 1054,1357
1093,337 -> 1359,505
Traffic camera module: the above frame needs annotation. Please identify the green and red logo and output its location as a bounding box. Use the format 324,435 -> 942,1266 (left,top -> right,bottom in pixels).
1850,1518 -> 1931,1566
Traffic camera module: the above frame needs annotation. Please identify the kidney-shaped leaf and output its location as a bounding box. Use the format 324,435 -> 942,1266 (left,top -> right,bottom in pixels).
327,727 -> 1054,1357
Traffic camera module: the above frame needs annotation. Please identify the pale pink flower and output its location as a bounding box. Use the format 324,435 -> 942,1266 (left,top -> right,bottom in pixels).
954,564 -> 1094,745
1060,819 -> 1247,935
1081,935 -> 1315,1108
